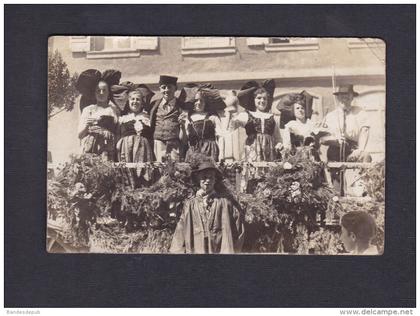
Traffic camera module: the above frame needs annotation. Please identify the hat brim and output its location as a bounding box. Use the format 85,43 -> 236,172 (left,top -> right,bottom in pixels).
201,88 -> 226,112
179,85 -> 226,113
237,87 -> 257,111
333,91 -> 359,96
111,85 -> 129,94
179,86 -> 200,106
191,165 -> 223,181
191,165 -> 222,174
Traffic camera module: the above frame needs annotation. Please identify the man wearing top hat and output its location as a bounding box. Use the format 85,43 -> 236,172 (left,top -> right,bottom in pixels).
149,75 -> 185,162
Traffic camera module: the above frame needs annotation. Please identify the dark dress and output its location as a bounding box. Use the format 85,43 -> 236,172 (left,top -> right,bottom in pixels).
116,113 -> 155,188
243,111 -> 276,162
81,115 -> 117,161
185,114 -> 220,162
116,114 -> 154,163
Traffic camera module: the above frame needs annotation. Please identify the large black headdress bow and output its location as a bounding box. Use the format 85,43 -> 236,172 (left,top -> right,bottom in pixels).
76,69 -> 122,111
276,90 -> 318,128
179,83 -> 226,113
237,79 -> 276,111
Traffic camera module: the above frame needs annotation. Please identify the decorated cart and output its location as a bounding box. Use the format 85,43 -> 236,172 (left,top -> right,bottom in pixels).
47,150 -> 384,254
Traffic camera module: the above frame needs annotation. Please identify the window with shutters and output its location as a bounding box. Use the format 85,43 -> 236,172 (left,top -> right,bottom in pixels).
69,36 -> 159,59
246,37 -> 319,52
265,37 -> 319,51
181,37 -> 236,55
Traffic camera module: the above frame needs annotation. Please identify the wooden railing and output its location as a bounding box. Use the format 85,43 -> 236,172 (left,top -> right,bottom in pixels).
49,160 -> 377,196
108,161 -> 375,169
108,161 -> 376,195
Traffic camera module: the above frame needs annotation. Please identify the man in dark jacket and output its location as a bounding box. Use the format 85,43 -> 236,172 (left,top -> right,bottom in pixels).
149,75 -> 185,162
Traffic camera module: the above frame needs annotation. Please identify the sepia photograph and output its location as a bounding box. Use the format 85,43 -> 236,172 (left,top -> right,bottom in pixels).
6,3 -> 416,310
47,36 -> 386,255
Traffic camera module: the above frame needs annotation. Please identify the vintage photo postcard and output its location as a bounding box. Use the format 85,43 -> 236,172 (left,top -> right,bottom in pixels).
47,36 -> 385,255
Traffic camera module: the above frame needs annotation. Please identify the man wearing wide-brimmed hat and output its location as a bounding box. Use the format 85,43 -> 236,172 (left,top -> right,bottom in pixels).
322,84 -> 371,161
149,75 -> 185,162
170,156 -> 245,254
321,84 -> 372,191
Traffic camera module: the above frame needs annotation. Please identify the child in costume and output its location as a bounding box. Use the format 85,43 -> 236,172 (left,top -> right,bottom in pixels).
170,155 -> 244,254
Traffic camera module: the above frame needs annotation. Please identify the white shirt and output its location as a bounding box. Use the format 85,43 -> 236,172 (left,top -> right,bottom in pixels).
229,110 -> 273,130
283,119 -> 315,148
78,103 -> 118,135
324,106 -> 369,142
218,111 -> 238,161
118,112 -> 150,126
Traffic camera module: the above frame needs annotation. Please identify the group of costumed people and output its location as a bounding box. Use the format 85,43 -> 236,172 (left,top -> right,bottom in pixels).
74,69 -> 376,254
77,69 -> 371,167
76,70 -> 286,165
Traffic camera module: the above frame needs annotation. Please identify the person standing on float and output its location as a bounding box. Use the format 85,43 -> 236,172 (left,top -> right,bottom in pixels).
77,80 -> 118,161
149,75 -> 185,162
227,80 -> 283,162
170,158 -> 245,254
320,84 -> 372,193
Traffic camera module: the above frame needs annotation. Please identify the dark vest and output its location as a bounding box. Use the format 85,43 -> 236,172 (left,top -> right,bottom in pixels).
150,98 -> 182,141
96,115 -> 116,134
187,114 -> 216,146
244,111 -> 276,136
120,120 -> 153,139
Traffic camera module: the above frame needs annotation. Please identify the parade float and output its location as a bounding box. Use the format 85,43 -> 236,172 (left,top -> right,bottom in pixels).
47,149 -> 385,254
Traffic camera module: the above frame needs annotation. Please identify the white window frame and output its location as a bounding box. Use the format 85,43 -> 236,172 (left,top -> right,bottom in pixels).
181,37 -> 236,55
69,36 -> 91,53
87,36 -> 139,59
246,37 -> 269,46
69,36 -> 158,59
264,37 -> 320,52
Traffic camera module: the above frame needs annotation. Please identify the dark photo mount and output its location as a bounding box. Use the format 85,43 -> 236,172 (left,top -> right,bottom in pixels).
4,5 -> 415,308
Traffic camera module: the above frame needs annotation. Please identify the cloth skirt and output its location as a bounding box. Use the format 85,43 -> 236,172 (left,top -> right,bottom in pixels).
185,139 -> 220,162
116,135 -> 155,188
244,133 -> 274,162
117,135 -> 154,163
81,131 -> 115,161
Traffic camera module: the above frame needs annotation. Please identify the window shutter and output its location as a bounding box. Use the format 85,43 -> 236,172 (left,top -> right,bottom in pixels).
133,37 -> 158,50
246,37 -> 269,46
208,37 -> 233,48
183,37 -> 208,49
69,36 -> 91,52
183,37 -> 234,49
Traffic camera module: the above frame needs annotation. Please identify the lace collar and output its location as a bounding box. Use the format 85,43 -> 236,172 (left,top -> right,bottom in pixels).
249,110 -> 273,119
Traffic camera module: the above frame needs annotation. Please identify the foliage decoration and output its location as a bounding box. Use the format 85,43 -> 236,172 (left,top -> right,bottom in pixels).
237,148 -> 337,253
47,150 -> 384,254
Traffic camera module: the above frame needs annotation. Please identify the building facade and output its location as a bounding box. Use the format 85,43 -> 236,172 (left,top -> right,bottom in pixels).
48,36 -> 385,163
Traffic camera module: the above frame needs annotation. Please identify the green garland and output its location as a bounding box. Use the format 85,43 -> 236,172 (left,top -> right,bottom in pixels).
237,148 -> 338,253
47,151 -> 384,254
